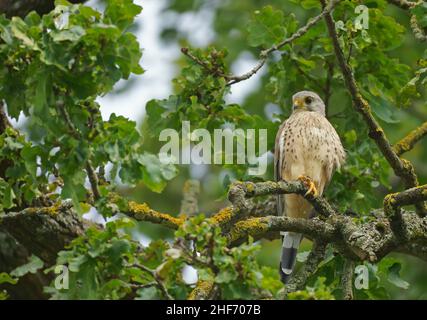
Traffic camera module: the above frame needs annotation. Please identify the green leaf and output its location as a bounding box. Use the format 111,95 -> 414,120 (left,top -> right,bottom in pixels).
10,17 -> 37,48
368,96 -> 400,124
137,153 -> 178,193
10,255 -> 44,278
0,273 -> 17,285
388,263 -> 409,290
247,6 -> 286,47
2,185 -> 16,209
137,286 -> 159,300
104,0 -> 142,31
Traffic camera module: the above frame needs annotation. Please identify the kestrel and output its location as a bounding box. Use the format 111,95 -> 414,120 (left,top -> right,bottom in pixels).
274,91 -> 345,283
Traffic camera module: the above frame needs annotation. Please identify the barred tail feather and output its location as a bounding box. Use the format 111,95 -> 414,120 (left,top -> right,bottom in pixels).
279,232 -> 302,284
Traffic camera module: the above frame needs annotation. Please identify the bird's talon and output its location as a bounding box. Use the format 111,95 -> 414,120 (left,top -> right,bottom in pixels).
297,176 -> 318,198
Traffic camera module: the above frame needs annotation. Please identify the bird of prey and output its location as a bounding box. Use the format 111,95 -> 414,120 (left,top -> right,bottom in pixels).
274,91 -> 345,283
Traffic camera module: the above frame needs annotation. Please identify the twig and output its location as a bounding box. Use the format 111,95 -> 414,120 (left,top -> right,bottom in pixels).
135,263 -> 174,300
85,161 -> 101,201
57,101 -> 101,201
227,0 -> 341,85
181,0 -> 342,86
180,48 -> 228,78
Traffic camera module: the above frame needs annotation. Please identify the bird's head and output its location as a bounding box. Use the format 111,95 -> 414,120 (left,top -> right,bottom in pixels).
292,91 -> 325,116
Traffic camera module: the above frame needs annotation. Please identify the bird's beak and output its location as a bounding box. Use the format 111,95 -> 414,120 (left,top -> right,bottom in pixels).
292,97 -> 304,110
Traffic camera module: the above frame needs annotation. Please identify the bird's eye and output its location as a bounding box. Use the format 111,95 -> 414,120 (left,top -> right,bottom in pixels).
305,97 -> 313,104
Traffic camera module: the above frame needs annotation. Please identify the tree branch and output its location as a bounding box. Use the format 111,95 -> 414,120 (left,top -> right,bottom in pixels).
387,0 -> 418,10
227,216 -> 334,246
387,1 -> 426,42
281,241 -> 327,297
121,200 -> 184,230
188,280 -> 217,300
321,0 -> 426,216
181,0 -> 341,86
384,184 -> 427,217
85,161 -> 101,201
134,263 -> 173,300
228,180 -> 337,218
0,201 -> 85,264
393,121 -> 427,156
226,0 -> 341,85
340,259 -> 355,300
410,14 -> 427,42
0,0 -> 86,17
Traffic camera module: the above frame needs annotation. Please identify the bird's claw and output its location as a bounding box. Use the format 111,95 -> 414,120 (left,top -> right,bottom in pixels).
297,175 -> 318,198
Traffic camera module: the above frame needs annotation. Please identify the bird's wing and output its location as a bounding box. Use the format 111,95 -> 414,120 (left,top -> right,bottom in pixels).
274,120 -> 287,216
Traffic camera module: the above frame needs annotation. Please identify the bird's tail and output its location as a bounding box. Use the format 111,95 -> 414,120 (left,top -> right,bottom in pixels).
279,232 -> 302,284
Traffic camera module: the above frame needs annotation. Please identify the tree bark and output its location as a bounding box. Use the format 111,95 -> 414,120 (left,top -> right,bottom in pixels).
0,0 -> 86,18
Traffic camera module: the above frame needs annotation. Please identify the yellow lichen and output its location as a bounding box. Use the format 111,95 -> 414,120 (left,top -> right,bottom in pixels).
188,280 -> 214,300
229,217 -> 269,243
210,206 -> 233,224
245,182 -> 255,193
393,122 -> 427,156
383,193 -> 398,216
128,201 -> 151,214
25,202 -> 61,216
128,201 -> 184,227
48,201 -> 63,215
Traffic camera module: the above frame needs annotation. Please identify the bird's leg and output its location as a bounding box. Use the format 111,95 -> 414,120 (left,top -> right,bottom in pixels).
297,175 -> 318,198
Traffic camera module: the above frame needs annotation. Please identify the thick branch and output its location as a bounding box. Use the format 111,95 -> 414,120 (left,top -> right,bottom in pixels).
228,210 -> 427,263
228,180 -> 337,218
282,241 -> 327,297
228,216 -> 334,246
340,259 -> 355,300
0,201 -> 85,264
